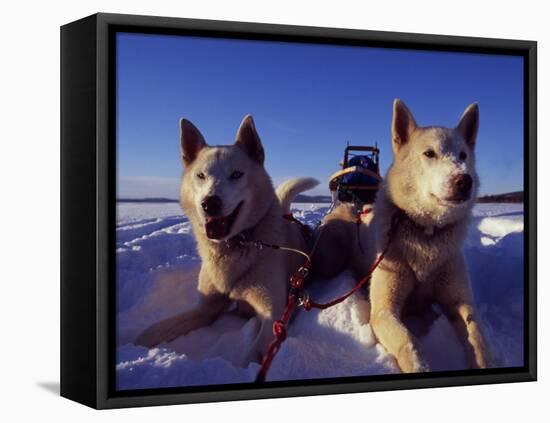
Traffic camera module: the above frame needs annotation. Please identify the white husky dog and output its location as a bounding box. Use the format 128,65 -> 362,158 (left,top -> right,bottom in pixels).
369,99 -> 493,373
135,115 -> 318,365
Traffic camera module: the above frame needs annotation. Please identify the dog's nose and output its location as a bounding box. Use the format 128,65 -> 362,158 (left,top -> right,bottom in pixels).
201,195 -> 222,216
454,174 -> 473,197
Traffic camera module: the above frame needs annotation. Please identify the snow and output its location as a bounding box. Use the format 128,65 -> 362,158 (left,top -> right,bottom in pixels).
115,201 -> 524,390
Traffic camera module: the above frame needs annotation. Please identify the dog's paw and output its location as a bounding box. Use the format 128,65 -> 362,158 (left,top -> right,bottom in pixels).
397,343 -> 430,373
466,325 -> 494,369
470,349 -> 494,369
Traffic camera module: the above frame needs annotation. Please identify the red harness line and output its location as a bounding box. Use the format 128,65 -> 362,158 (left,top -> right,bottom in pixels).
302,242 -> 388,311
254,258 -> 311,383
255,208 -> 397,383
355,208 -> 372,253
356,207 -> 373,224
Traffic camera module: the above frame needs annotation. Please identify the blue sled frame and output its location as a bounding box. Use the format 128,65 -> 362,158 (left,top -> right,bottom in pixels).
60,12 -> 537,409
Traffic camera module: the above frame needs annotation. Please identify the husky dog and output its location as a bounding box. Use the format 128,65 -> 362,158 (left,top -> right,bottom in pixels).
135,115 -> 318,365
369,99 -> 492,373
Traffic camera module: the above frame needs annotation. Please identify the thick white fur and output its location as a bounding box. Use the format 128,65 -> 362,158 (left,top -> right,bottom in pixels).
135,115 -> 318,365
276,177 -> 319,214
368,99 -> 492,373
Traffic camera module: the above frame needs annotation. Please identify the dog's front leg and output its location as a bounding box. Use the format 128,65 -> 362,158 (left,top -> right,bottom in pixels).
135,292 -> 230,348
441,301 -> 493,369
436,257 -> 493,369
370,264 -> 428,373
235,282 -> 286,367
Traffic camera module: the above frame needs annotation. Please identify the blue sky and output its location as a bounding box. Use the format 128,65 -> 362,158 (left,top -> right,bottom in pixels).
116,32 -> 524,198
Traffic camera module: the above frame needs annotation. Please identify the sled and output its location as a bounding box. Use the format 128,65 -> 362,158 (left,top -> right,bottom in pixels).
328,142 -> 383,209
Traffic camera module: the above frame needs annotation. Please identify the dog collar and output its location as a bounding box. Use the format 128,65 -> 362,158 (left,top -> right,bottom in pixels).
394,207 -> 443,236
224,227 -> 255,248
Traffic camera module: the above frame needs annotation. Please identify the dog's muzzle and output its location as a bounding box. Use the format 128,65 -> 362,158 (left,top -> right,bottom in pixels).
445,174 -> 473,203
204,201 -> 243,240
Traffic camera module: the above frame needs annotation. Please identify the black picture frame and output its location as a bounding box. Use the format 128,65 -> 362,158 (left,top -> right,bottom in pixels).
60,12 -> 537,409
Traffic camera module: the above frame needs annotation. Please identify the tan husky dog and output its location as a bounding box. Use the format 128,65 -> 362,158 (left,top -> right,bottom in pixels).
135,115 -> 318,365
369,99 -> 493,373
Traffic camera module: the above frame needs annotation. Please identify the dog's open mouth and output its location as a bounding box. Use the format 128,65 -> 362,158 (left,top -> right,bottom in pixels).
204,202 -> 243,240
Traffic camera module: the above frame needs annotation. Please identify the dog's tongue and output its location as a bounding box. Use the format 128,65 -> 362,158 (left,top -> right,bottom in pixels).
205,216 -> 229,240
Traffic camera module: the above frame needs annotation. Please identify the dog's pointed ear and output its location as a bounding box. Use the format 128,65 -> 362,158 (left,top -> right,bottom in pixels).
180,118 -> 207,166
392,99 -> 417,154
235,115 -> 265,164
456,103 -> 479,149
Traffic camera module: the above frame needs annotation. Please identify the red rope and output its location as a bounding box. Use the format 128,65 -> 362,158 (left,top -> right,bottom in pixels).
254,210 -> 400,382
254,259 -> 310,383
304,209 -> 402,312
356,208 -> 372,253
255,247 -> 388,382
356,207 -> 372,224
302,243 -> 389,310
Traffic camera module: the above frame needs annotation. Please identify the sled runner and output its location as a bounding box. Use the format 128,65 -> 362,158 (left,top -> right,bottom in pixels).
328,143 -> 382,209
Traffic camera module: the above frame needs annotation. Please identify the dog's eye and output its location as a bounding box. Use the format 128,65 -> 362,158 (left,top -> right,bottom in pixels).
230,170 -> 244,180
459,151 -> 467,161
196,172 -> 206,180
423,150 -> 437,159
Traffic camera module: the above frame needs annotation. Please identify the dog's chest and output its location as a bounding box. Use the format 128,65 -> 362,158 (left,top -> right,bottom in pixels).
397,222 -> 458,282
206,247 -> 259,292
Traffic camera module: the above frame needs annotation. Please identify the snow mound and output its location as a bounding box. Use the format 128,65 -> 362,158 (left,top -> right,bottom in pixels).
116,345 -> 259,388
116,202 -> 524,390
478,217 -> 523,248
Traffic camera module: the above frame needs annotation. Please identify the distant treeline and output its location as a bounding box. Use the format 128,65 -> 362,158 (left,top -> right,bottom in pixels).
116,195 -> 333,204
117,198 -> 179,203
116,195 -> 334,204
294,194 -> 332,203
117,191 -> 524,204
477,191 -> 523,203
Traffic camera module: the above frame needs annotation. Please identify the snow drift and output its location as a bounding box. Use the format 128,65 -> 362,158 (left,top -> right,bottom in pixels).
115,202 -> 524,390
